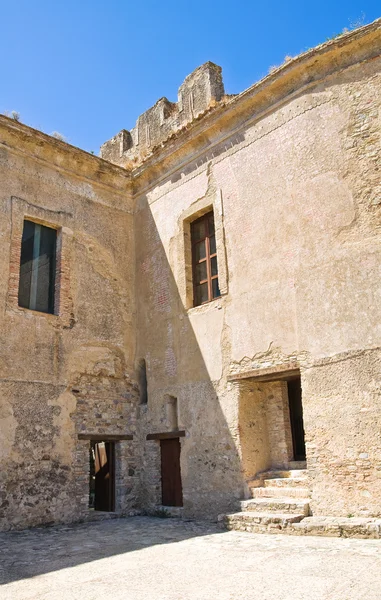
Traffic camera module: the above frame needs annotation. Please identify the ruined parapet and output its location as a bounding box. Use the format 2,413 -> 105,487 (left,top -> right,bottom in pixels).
100,62 -> 225,167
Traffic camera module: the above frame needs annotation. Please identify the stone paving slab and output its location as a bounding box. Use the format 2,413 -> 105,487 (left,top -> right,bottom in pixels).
221,513 -> 381,538
0,516 -> 380,600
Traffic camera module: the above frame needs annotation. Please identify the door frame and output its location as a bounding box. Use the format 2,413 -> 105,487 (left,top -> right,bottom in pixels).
160,436 -> 183,507
91,440 -> 116,512
287,376 -> 306,462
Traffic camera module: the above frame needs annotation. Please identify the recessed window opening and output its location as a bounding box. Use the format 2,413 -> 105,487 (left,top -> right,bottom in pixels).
165,395 -> 178,430
18,220 -> 57,314
191,211 -> 220,306
138,359 -> 148,405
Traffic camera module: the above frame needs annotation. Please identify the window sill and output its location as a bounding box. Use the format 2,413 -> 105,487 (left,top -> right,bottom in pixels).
17,305 -> 58,318
7,303 -> 73,329
186,293 -> 226,316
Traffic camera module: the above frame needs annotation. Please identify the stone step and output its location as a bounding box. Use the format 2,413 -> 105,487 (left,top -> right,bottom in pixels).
218,514 -> 381,539
292,517 -> 381,539
240,498 -> 310,516
263,477 -> 308,488
251,486 -> 310,499
260,469 -> 308,479
218,511 -> 305,533
248,470 -> 308,487
288,461 -> 307,469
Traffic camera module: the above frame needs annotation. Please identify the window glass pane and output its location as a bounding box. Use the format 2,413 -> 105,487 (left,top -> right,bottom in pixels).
211,256 -> 218,277
195,261 -> 207,283
194,282 -> 208,305
208,212 -> 215,235
191,218 -> 206,242
212,278 -> 221,299
209,234 -> 216,255
36,225 -> 56,313
18,220 -> 57,314
194,240 -> 206,261
18,221 -> 35,309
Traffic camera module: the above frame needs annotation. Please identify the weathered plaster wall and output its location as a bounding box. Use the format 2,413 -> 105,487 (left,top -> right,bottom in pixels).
0,121 -> 139,530
134,45 -> 381,517
134,187 -> 244,517
0,22 -> 380,529
265,382 -> 293,469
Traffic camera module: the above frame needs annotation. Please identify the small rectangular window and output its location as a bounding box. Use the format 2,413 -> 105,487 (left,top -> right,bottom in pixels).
138,359 -> 148,405
18,220 -> 57,314
191,211 -> 220,306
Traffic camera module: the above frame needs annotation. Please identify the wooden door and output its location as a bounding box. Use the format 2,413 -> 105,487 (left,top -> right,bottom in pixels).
160,438 -> 183,507
287,378 -> 306,461
94,441 -> 115,512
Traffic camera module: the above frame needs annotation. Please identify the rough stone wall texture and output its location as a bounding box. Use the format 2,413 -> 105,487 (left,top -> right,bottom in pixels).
237,381 -> 270,486
236,379 -> 293,497
134,169 -> 244,518
100,62 -> 225,167
0,121 -> 139,530
265,382 -> 293,470
0,21 -> 380,529
133,25 -> 381,518
71,349 -> 140,514
302,349 -> 381,517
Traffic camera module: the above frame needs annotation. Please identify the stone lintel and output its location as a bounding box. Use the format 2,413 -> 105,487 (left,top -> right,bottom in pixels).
228,364 -> 300,382
146,430 -> 186,440
78,434 -> 133,441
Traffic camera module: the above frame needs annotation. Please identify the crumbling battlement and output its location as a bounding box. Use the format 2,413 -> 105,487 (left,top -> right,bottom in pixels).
100,62 -> 226,166
100,19 -> 381,175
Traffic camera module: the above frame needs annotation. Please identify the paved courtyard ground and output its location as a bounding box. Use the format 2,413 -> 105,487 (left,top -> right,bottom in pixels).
0,516 -> 380,600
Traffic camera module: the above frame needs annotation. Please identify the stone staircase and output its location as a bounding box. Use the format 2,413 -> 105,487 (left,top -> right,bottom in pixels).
219,464 -> 311,534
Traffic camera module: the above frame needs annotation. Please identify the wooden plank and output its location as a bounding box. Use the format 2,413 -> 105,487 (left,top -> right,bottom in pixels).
78,433 -> 133,441
146,430 -> 186,440
160,438 -> 183,507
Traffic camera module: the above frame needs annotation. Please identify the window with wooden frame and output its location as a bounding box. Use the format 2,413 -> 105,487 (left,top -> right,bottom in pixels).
191,211 -> 220,306
18,220 -> 57,314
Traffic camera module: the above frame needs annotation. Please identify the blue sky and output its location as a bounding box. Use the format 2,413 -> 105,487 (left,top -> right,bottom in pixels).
0,1 -> 379,153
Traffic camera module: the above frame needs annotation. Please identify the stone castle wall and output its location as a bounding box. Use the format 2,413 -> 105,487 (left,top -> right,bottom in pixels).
132,23 -> 381,518
0,20 -> 380,529
100,62 -> 226,167
0,122 -> 139,530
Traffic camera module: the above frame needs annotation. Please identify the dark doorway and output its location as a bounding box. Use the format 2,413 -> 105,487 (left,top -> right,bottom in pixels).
287,378 -> 306,461
160,438 -> 183,507
89,441 -> 115,512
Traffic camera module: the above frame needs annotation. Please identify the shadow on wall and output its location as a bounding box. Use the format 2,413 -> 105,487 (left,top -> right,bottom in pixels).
135,190 -> 246,520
